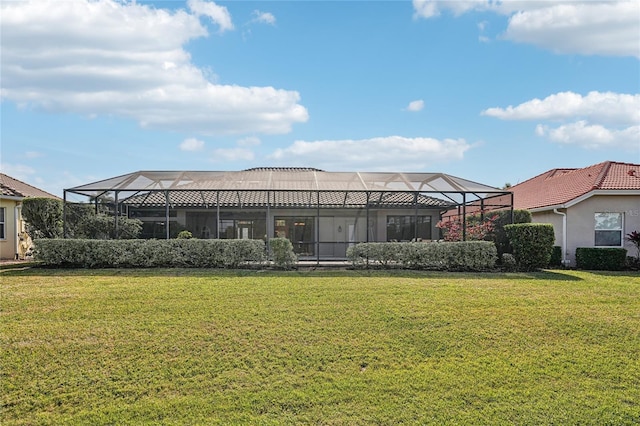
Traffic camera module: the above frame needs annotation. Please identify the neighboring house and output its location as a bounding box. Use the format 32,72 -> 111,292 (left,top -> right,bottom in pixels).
0,174 -> 60,260
509,161 -> 640,266
65,168 -> 511,260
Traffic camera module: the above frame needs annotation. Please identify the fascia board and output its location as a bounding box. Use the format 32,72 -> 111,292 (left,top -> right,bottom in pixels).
529,189 -> 640,212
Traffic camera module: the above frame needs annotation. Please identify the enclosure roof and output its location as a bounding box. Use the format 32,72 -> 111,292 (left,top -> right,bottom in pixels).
122,189 -> 452,209
66,169 -> 502,196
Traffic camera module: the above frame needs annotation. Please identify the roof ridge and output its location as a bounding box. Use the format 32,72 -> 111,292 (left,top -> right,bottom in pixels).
593,161 -> 612,189
511,167 -> 565,188
243,167 -> 324,172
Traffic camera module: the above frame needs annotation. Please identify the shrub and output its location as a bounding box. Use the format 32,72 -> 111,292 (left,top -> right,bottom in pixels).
549,246 -> 563,268
347,241 -> 496,271
489,210 -> 532,257
64,203 -> 94,238
177,230 -> 193,239
22,197 -> 63,239
269,238 -> 297,269
504,223 -> 555,271
75,214 -> 142,239
575,247 -> 627,271
501,253 -> 517,272
436,215 -> 497,242
626,231 -> 640,260
33,239 -> 266,268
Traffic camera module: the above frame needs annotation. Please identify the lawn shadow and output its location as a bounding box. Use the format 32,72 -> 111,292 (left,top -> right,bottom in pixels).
0,265 -> 586,281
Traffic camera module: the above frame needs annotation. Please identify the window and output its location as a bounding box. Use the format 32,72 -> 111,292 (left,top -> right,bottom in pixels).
274,216 -> 315,255
219,219 -> 265,240
0,207 -> 5,239
387,215 -> 431,241
595,212 -> 623,246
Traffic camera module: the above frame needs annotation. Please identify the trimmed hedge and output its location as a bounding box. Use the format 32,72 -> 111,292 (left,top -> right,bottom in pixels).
488,209 -> 532,257
347,241 -> 497,271
576,247 -> 627,271
504,223 -> 555,271
550,246 -> 563,267
269,238 -> 297,269
33,239 -> 266,268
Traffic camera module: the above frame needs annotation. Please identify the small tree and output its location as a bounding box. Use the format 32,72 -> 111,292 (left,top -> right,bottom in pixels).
21,197 -> 63,239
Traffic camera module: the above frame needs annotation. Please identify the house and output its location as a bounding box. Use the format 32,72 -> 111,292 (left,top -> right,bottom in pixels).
509,161 -> 640,266
0,174 -> 60,260
65,168 -> 512,260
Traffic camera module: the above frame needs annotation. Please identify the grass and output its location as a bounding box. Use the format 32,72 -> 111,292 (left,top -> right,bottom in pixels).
2,268 -> 639,425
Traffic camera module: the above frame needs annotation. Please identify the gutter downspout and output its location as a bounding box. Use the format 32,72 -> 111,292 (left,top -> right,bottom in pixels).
553,208 -> 568,266
14,204 -> 20,260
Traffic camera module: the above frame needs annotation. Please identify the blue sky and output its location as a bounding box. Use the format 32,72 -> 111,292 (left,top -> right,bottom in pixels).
1,0 -> 639,198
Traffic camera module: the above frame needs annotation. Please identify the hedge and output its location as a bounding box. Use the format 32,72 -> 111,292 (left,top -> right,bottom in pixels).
33,239 -> 266,268
504,223 -> 555,271
487,209 -> 532,257
268,238 -> 297,269
575,247 -> 627,271
347,241 -> 497,271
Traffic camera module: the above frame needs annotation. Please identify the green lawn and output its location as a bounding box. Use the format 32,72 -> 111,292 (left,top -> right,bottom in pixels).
2,268 -> 639,425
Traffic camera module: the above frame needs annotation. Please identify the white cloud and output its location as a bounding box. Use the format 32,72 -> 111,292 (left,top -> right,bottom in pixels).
237,136 -> 261,147
482,91 -> 640,125
251,10 -> 276,26
485,91 -> 640,151
179,138 -> 206,151
268,136 -> 471,171
536,121 -> 640,151
0,163 -> 37,181
505,1 -> 640,58
405,100 -> 425,112
0,0 -> 308,136
212,148 -> 255,162
413,1 -> 640,58
187,0 -> 234,32
413,0 -> 553,19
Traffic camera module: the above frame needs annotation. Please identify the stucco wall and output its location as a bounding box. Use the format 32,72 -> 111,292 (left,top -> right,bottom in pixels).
1,199 -> 18,260
532,195 -> 640,266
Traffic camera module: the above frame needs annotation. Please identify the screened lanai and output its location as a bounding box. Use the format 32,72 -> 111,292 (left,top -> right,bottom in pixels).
64,168 -> 513,260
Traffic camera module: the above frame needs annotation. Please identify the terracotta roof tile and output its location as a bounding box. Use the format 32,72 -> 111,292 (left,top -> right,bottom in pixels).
510,161 -> 640,210
0,173 -> 60,199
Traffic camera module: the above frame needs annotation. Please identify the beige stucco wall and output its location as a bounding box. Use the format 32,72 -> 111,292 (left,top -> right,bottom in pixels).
532,194 -> 640,266
1,199 -> 19,260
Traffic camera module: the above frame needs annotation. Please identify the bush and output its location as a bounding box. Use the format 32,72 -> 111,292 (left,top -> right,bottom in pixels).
33,239 -> 266,268
490,210 -> 532,257
504,223 -> 555,271
626,231 -> 640,260
347,241 -> 497,271
75,214 -> 142,239
549,246 -> 563,267
64,203 -> 94,238
177,230 -> 193,239
501,253 -> 517,272
22,198 -> 63,239
269,238 -> 297,269
575,247 -> 627,271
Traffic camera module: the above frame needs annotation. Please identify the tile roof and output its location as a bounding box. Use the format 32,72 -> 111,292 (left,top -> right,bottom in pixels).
0,173 -> 60,199
122,189 -> 452,209
510,161 -> 640,210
